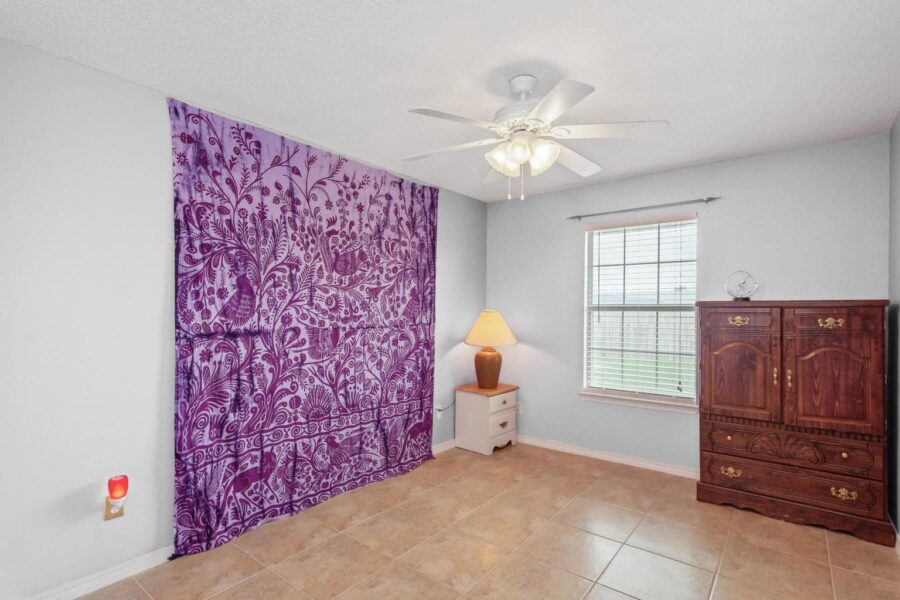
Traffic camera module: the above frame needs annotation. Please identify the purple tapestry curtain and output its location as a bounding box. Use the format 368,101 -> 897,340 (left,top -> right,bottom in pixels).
167,99 -> 437,555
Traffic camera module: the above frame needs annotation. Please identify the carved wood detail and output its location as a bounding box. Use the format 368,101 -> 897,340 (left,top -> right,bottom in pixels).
746,433 -> 822,464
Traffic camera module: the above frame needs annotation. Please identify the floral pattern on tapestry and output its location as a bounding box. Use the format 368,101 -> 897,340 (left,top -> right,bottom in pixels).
168,99 -> 437,555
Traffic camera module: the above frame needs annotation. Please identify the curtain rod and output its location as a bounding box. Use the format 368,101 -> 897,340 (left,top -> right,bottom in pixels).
566,196 -> 721,221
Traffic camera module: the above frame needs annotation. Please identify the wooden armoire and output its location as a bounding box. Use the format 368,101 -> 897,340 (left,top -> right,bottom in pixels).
696,300 -> 895,545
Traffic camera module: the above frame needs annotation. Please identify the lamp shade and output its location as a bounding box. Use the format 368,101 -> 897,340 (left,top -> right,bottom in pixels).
464,310 -> 517,347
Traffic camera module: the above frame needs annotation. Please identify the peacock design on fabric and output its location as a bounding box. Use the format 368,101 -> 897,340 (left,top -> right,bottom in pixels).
218,273 -> 256,327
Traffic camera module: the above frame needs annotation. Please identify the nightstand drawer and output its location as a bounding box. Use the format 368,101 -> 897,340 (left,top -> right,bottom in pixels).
489,391 -> 517,414
489,410 -> 516,438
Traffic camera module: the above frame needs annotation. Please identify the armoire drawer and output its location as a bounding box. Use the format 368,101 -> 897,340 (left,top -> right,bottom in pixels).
783,307 -> 882,336
700,307 -> 778,332
701,421 -> 883,480
701,452 -> 885,519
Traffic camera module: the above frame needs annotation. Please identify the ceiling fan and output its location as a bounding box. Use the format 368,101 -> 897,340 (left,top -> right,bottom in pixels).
404,74 -> 669,198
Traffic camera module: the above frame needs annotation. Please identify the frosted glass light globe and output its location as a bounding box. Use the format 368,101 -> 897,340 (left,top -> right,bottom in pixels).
485,143 -> 520,177
528,139 -> 561,175
506,133 -> 533,164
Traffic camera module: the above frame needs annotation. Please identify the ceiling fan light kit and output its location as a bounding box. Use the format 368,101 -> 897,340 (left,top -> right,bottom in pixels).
405,73 -> 669,200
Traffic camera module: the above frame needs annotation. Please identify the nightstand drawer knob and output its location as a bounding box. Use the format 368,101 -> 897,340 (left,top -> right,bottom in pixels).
499,421 -> 509,428
840,452 -> 849,459
726,435 -> 733,441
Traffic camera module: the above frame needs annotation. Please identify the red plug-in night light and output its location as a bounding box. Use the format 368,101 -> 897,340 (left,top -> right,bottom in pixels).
104,474 -> 129,520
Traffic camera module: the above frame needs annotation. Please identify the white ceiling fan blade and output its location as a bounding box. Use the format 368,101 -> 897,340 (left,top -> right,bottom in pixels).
527,79 -> 595,125
549,120 -> 670,139
557,145 -> 603,177
409,108 -> 500,132
403,138 -> 503,161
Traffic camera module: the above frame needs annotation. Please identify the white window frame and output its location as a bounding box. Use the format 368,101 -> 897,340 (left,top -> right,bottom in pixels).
580,214 -> 699,414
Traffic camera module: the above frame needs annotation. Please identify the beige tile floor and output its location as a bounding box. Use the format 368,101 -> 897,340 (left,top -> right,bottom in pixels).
84,444 -> 900,600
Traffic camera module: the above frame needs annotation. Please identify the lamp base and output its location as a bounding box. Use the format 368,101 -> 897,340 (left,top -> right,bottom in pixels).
474,347 -> 502,389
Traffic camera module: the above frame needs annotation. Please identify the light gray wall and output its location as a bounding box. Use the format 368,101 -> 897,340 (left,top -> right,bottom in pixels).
0,39 -> 484,598
486,134 -> 890,470
889,114 -> 900,526
0,39 -> 175,599
433,190 -> 487,443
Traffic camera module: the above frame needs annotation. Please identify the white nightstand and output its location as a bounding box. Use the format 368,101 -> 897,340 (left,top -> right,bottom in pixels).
454,383 -> 518,456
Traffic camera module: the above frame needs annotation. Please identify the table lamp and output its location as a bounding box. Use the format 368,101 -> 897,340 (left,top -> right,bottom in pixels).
464,309 -> 518,389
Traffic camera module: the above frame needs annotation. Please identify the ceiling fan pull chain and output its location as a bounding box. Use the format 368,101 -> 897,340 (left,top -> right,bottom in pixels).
507,176 -> 512,201
520,171 -> 525,201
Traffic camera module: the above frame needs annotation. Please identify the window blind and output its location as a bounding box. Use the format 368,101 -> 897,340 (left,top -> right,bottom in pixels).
584,219 -> 697,401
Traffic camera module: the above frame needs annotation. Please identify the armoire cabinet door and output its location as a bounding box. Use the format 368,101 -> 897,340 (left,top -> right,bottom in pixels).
782,307 -> 885,435
700,307 -> 782,422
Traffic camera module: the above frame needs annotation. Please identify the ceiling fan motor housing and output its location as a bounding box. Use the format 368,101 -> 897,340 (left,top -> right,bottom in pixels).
493,73 -> 541,127
493,101 -> 538,126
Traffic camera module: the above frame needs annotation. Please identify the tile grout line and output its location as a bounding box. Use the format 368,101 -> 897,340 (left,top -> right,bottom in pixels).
707,510 -> 736,600
825,533 -> 837,600
822,532 -> 900,588
198,545 -> 269,600
265,565 -> 316,600
130,575 -> 154,600
829,564 -> 900,587
335,556 -> 461,598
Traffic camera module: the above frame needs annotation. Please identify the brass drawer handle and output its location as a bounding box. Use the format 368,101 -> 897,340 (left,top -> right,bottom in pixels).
818,317 -> 845,329
830,487 -> 858,501
720,466 -> 742,478
728,316 -> 750,327
773,367 -> 778,386
786,369 -> 792,389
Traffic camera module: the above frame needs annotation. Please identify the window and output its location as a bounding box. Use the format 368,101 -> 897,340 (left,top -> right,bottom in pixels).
584,218 -> 697,405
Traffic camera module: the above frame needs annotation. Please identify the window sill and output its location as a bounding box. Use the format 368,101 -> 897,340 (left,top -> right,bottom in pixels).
580,389 -> 699,415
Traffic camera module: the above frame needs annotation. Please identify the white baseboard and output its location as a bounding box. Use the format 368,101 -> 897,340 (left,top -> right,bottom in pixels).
432,438 -> 456,454
517,434 -> 700,480
30,545 -> 173,600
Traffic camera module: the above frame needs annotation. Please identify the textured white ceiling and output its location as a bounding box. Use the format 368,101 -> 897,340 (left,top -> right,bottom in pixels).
2,0 -> 900,201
